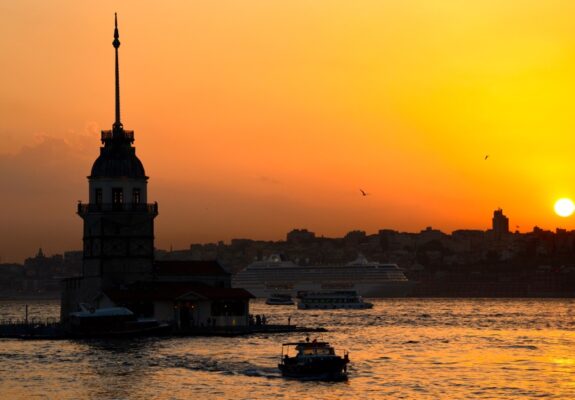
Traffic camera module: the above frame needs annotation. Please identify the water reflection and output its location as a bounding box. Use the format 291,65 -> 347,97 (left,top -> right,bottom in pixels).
1,299 -> 575,398
78,338 -> 163,400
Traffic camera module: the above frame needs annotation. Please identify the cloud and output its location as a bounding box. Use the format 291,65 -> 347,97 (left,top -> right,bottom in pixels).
0,130 -> 98,262
0,130 -> 300,262
0,126 -> 399,263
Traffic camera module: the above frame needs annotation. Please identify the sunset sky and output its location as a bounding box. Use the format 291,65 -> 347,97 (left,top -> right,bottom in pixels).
1,0 -> 575,262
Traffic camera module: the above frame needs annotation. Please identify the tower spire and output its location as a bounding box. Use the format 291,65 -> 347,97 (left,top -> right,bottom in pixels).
113,13 -> 122,132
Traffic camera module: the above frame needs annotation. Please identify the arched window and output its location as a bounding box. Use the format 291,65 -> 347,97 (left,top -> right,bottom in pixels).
112,188 -> 123,208
132,188 -> 141,204
95,188 -> 103,205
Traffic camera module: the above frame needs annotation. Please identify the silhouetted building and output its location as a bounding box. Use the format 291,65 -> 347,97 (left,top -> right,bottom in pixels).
98,260 -> 252,328
0,263 -> 23,293
418,227 -> 446,244
62,251 -> 83,277
24,248 -> 63,292
343,230 -> 367,246
61,16 -> 157,320
492,209 -> 509,240
61,16 -> 252,328
286,229 -> 316,244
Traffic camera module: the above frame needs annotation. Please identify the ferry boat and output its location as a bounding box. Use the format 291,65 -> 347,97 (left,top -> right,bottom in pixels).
233,254 -> 412,298
265,294 -> 295,306
279,339 -> 349,381
297,290 -> 373,310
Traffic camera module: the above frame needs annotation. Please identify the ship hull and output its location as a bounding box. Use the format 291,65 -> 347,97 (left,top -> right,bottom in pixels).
279,361 -> 348,381
232,280 -> 413,298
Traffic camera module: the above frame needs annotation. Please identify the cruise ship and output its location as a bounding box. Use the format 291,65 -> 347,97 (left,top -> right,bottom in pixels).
232,254 -> 413,298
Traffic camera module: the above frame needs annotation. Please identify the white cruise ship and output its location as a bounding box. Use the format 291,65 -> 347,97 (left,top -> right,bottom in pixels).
232,254 -> 413,298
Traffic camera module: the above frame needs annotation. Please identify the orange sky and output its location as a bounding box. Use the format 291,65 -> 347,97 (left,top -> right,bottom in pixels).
1,0 -> 575,262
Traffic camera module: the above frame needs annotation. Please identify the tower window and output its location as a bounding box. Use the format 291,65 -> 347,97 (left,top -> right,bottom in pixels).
95,188 -> 103,205
112,188 -> 123,206
133,188 -> 141,204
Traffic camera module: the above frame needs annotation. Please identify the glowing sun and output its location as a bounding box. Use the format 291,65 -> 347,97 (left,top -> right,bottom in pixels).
554,198 -> 575,217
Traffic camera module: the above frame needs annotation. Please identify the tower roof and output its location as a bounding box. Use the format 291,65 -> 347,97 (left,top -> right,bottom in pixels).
90,14 -> 146,179
90,146 -> 146,178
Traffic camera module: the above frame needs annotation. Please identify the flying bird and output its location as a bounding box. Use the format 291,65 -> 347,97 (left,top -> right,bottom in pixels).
484,155 -> 489,160
360,189 -> 369,196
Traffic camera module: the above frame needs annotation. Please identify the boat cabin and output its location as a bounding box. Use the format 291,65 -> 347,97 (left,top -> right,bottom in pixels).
282,341 -> 337,357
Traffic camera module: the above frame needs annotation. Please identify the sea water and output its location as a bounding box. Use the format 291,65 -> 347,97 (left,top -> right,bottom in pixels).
1,298 -> 575,399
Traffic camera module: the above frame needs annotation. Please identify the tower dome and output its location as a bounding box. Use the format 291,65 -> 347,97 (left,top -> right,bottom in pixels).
90,144 -> 146,179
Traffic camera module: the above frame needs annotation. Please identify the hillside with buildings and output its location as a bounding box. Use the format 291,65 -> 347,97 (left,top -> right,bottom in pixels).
2,211 -> 575,299
158,209 -> 575,297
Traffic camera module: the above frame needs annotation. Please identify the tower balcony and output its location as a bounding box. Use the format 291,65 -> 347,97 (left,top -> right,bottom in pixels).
101,129 -> 134,143
77,202 -> 158,216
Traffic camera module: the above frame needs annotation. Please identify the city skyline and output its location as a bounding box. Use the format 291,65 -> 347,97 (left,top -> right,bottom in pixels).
2,1 -> 575,263
0,207 -> 562,265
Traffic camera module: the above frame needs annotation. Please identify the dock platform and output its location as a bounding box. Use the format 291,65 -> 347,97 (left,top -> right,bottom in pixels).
0,321 -> 326,340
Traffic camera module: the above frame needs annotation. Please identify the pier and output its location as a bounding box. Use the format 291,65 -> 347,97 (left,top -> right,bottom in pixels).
0,318 -> 65,339
0,320 -> 326,340
173,324 -> 327,337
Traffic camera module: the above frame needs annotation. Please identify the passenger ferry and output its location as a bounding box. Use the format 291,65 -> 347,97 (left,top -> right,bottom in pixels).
233,254 -> 412,298
297,291 -> 373,310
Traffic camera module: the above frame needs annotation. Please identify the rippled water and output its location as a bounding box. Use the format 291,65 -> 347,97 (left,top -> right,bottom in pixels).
2,299 -> 575,399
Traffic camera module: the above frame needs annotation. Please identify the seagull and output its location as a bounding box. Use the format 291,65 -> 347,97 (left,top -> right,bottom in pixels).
360,189 -> 369,196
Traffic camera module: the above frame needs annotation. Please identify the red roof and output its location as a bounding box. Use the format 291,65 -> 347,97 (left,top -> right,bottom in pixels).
179,286 -> 255,300
155,260 -> 230,276
104,282 -> 254,303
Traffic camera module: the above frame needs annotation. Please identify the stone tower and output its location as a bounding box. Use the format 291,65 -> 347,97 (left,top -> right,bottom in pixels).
61,15 -> 158,320
79,14 -> 157,288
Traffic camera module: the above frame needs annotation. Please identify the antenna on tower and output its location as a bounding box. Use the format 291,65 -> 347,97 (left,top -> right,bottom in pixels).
113,13 -> 123,133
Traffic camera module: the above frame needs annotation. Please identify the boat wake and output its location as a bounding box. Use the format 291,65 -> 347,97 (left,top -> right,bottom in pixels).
161,354 -> 281,379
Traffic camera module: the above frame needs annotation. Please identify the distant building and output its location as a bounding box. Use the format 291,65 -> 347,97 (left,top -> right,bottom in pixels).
343,230 -> 367,246
451,230 -> 485,252
23,248 -> 63,292
0,263 -> 23,293
418,227 -> 446,244
492,209 -> 509,240
286,229 -> 316,244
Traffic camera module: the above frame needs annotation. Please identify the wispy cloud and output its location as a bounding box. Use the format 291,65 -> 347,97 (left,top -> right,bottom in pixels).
0,130 -> 98,262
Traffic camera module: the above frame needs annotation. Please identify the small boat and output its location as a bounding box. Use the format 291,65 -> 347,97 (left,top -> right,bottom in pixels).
297,290 -> 373,310
278,339 -> 350,381
265,294 -> 295,305
67,304 -> 171,337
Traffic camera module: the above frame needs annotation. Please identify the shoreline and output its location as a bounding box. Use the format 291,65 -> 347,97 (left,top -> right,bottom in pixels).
0,293 -> 60,301
2,294 -> 575,301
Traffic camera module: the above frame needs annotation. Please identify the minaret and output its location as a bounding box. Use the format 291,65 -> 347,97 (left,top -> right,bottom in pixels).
77,14 -> 158,288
